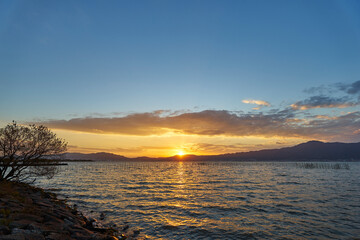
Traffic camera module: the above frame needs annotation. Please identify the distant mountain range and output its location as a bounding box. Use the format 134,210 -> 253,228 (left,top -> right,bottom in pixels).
62,141 -> 360,162
63,152 -> 129,161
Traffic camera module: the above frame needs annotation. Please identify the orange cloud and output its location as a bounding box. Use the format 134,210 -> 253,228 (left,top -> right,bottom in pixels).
32,110 -> 360,142
291,96 -> 358,110
242,99 -> 270,110
314,115 -> 338,120
291,103 -> 355,110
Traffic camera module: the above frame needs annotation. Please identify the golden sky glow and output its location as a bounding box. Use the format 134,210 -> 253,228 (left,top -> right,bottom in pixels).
39,106 -> 360,157
53,128 -> 309,157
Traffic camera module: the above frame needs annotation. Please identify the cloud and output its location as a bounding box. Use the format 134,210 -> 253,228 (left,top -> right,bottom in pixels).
242,99 -> 270,110
304,80 -> 360,96
291,96 -> 358,110
303,111 -> 360,141
303,85 -> 336,95
35,110 -> 293,137
32,109 -> 360,142
188,143 -> 249,153
295,80 -> 360,110
338,80 -> 360,95
314,115 -> 338,120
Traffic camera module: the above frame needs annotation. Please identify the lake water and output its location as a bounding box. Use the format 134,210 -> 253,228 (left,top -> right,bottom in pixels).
37,161 -> 360,239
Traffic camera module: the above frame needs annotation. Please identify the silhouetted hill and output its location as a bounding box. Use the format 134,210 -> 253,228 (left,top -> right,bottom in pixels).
63,152 -> 128,161
216,141 -> 360,161
62,141 -> 360,161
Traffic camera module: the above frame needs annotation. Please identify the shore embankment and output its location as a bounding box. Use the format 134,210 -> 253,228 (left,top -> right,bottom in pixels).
0,181 -> 143,240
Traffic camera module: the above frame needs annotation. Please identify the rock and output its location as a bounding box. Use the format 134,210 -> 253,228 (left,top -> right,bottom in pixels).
53,209 -> 73,220
68,224 -> 93,236
64,218 -> 74,226
44,232 -> 70,240
42,219 -> 65,232
70,231 -> 89,240
122,225 -> 129,231
0,233 -> 26,240
11,213 -> 43,223
71,204 -> 78,215
132,229 -> 140,236
77,218 -> 87,227
92,227 -> 108,233
0,225 -> 10,235
103,236 -> 119,240
24,233 -> 45,240
117,234 -> 127,240
10,228 -> 45,240
9,221 -> 29,229
107,222 -> 117,228
42,213 -> 64,225
36,202 -> 54,209
90,234 -> 119,240
0,182 -> 124,240
11,228 -> 27,234
26,223 -> 42,234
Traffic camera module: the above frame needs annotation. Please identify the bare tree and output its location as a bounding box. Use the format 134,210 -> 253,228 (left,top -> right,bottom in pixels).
0,122 -> 67,182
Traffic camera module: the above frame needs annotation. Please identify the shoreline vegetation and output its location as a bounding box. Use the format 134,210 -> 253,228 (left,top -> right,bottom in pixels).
295,162 -> 350,170
0,181 -> 144,240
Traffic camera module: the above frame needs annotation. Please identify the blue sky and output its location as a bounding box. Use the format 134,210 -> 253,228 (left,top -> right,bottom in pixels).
0,0 -> 360,156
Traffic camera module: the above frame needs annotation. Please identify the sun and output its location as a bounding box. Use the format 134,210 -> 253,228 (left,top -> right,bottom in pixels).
176,150 -> 185,156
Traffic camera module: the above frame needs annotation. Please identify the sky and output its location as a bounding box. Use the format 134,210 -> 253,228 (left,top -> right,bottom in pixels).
1,0 -> 360,157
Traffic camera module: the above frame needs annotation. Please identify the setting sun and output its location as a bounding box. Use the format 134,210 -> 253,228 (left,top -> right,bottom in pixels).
176,150 -> 185,156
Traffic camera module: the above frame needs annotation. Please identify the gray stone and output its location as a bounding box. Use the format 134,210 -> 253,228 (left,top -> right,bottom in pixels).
0,225 -> 11,234
26,224 -> 42,234
132,229 -> 140,236
9,221 -> 28,229
63,218 -> 73,226
24,233 -> 45,240
121,225 -> 129,231
117,234 -> 127,240
0,233 -> 26,240
44,232 -> 68,240
11,228 -> 30,234
89,233 -> 119,240
11,213 -> 43,223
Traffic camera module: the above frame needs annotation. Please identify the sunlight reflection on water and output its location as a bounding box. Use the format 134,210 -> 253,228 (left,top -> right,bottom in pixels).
37,161 -> 360,239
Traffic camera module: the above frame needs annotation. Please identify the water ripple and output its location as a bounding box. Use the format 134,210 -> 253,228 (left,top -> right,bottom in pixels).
37,161 -> 360,239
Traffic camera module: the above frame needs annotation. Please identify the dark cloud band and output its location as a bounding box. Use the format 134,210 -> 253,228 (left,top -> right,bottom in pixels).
33,109 -> 360,141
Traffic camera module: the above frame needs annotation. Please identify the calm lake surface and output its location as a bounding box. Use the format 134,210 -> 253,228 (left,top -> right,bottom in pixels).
37,161 -> 360,239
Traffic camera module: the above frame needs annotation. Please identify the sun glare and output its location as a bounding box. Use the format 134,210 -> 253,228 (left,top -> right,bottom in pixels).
176,150 -> 185,156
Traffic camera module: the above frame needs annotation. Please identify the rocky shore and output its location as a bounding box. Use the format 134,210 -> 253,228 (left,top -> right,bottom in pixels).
0,181 -> 144,240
